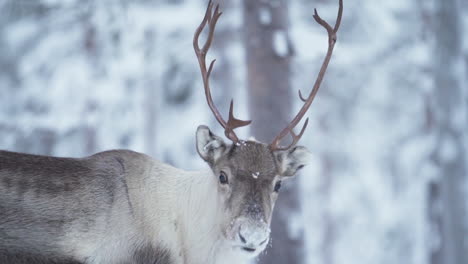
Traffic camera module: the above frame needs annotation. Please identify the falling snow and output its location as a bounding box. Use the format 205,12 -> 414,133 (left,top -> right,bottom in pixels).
259,7 -> 272,26
273,30 -> 289,57
236,140 -> 248,147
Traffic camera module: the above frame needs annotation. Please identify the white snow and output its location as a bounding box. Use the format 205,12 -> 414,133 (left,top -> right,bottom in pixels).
252,172 -> 260,179
273,30 -> 289,57
439,136 -> 458,163
236,140 -> 248,147
40,0 -> 78,6
258,7 -> 272,26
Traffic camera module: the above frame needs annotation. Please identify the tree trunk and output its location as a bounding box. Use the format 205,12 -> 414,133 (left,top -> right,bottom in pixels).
429,0 -> 467,263
242,1 -> 303,263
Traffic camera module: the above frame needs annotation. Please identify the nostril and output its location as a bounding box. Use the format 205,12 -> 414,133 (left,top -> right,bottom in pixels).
239,232 -> 247,244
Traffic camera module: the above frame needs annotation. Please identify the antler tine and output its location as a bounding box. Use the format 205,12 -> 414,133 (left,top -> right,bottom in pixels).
298,89 -> 307,102
194,1 -> 251,143
225,100 -> 252,141
289,118 -> 309,147
270,0 -> 343,151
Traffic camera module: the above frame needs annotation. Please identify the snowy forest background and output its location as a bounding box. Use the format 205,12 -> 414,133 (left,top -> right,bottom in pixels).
0,0 -> 467,263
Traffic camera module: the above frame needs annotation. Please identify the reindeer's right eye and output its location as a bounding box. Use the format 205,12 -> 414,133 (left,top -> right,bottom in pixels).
274,181 -> 282,192
219,171 -> 229,184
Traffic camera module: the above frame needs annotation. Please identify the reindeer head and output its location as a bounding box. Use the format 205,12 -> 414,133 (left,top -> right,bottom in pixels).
196,125 -> 310,255
193,0 -> 342,257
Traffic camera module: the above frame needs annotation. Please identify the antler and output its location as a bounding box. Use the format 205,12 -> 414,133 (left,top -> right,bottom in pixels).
270,0 -> 343,151
193,0 -> 251,143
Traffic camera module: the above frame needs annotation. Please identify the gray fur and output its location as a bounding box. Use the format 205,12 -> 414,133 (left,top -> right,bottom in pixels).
0,250 -> 83,264
132,245 -> 173,264
0,149 -> 140,263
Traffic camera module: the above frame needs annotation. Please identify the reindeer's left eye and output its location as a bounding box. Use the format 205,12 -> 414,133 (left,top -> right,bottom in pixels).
274,181 -> 282,192
219,171 -> 229,184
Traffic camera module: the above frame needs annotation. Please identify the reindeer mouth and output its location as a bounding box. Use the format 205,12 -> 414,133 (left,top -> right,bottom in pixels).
242,247 -> 256,253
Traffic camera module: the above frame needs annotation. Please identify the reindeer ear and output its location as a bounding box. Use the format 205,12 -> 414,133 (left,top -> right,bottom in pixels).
196,125 -> 227,164
273,146 -> 311,177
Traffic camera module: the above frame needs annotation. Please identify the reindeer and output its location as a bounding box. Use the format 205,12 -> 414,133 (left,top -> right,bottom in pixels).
0,0 -> 342,263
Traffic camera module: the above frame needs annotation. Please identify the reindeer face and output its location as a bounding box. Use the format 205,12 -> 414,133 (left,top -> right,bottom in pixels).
196,126 -> 310,257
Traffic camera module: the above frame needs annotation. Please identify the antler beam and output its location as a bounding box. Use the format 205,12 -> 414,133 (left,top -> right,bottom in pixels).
193,0 -> 251,143
270,0 -> 343,151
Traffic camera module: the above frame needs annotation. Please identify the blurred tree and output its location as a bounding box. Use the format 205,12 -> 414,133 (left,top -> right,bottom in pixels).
143,27 -> 158,157
0,0 -> 60,156
242,0 -> 304,264
428,0 -> 467,263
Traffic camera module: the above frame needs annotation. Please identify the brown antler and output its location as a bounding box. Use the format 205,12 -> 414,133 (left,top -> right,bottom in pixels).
194,0 -> 251,143
270,0 -> 343,151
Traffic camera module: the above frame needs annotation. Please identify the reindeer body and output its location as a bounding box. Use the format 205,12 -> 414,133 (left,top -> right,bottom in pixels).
0,149 -> 246,264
